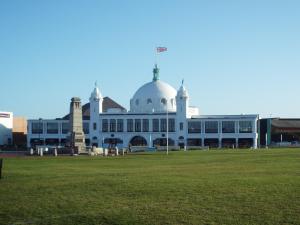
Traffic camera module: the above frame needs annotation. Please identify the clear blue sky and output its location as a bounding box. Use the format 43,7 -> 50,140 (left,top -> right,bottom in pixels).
1,0 -> 300,119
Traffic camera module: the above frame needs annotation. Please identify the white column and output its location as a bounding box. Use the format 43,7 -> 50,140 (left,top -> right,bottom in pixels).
235,121 -> 239,148
253,137 -> 258,149
149,133 -> 152,148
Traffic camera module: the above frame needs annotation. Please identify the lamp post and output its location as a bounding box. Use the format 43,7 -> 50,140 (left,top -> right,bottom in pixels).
166,108 -> 169,155
39,118 -> 42,146
152,108 -> 155,150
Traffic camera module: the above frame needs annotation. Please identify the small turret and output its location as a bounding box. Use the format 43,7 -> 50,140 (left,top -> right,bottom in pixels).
90,82 -> 102,101
177,80 -> 189,98
89,82 -> 103,146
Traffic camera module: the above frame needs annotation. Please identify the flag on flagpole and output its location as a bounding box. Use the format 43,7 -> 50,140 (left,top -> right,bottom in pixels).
157,47 -> 167,53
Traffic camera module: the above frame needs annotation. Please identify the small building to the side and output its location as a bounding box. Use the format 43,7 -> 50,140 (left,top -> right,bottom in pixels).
259,118 -> 300,147
13,117 -> 27,148
0,111 -> 13,146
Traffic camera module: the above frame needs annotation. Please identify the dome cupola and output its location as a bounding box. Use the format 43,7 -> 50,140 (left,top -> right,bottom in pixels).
130,65 -> 177,113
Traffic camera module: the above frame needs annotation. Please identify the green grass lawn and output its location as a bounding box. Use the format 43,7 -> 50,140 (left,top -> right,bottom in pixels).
0,149 -> 299,225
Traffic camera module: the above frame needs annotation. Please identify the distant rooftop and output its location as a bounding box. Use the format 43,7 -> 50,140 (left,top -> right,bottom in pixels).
62,96 -> 126,120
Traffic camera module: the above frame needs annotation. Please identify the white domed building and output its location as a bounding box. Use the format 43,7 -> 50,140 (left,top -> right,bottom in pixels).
27,65 -> 259,150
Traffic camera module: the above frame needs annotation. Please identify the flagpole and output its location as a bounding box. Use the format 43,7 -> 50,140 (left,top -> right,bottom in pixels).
155,47 -> 158,65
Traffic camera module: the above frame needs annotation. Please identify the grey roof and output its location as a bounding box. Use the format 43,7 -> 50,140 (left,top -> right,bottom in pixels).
191,114 -> 259,120
62,97 -> 126,120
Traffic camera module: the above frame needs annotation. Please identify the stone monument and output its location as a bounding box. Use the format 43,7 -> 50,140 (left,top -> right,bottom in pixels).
69,97 -> 86,154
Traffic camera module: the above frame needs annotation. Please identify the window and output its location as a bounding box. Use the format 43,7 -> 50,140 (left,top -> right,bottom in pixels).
160,119 -> 167,132
135,119 -> 141,132
169,118 -> 175,132
187,138 -> 202,146
143,119 -> 149,132
47,122 -> 58,134
110,119 -> 116,132
62,123 -> 69,134
161,98 -> 167,105
102,119 -> 108,132
188,121 -> 201,133
180,122 -> 183,131
117,119 -> 123,132
205,121 -> 218,133
152,119 -> 159,132
135,99 -> 139,106
83,122 -> 89,134
127,119 -> 133,132
159,118 -> 175,132
222,121 -> 235,133
32,122 -> 43,134
147,98 -> 152,104
93,122 -> 97,130
239,121 -> 252,133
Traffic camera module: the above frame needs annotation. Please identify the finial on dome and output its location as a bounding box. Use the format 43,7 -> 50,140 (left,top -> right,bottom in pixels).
153,64 -> 159,82
90,81 -> 102,100
181,79 -> 184,86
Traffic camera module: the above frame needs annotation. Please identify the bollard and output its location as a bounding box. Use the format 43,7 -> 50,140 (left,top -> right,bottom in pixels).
0,158 -> 3,179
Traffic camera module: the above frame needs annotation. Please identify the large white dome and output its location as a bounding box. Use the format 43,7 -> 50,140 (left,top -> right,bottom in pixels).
130,65 -> 177,113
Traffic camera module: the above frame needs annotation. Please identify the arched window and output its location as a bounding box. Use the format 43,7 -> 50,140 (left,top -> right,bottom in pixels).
147,98 -> 152,104
135,99 -> 139,106
161,98 -> 167,105
130,136 -> 147,146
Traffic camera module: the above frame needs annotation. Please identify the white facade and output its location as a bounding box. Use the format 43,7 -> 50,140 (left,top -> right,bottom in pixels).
27,65 -> 259,149
0,111 -> 13,146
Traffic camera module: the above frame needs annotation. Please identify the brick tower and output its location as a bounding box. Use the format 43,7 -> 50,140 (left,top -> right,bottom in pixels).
69,97 -> 86,154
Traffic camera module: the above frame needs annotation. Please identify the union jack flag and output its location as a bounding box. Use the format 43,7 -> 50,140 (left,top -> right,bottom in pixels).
157,47 -> 167,53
